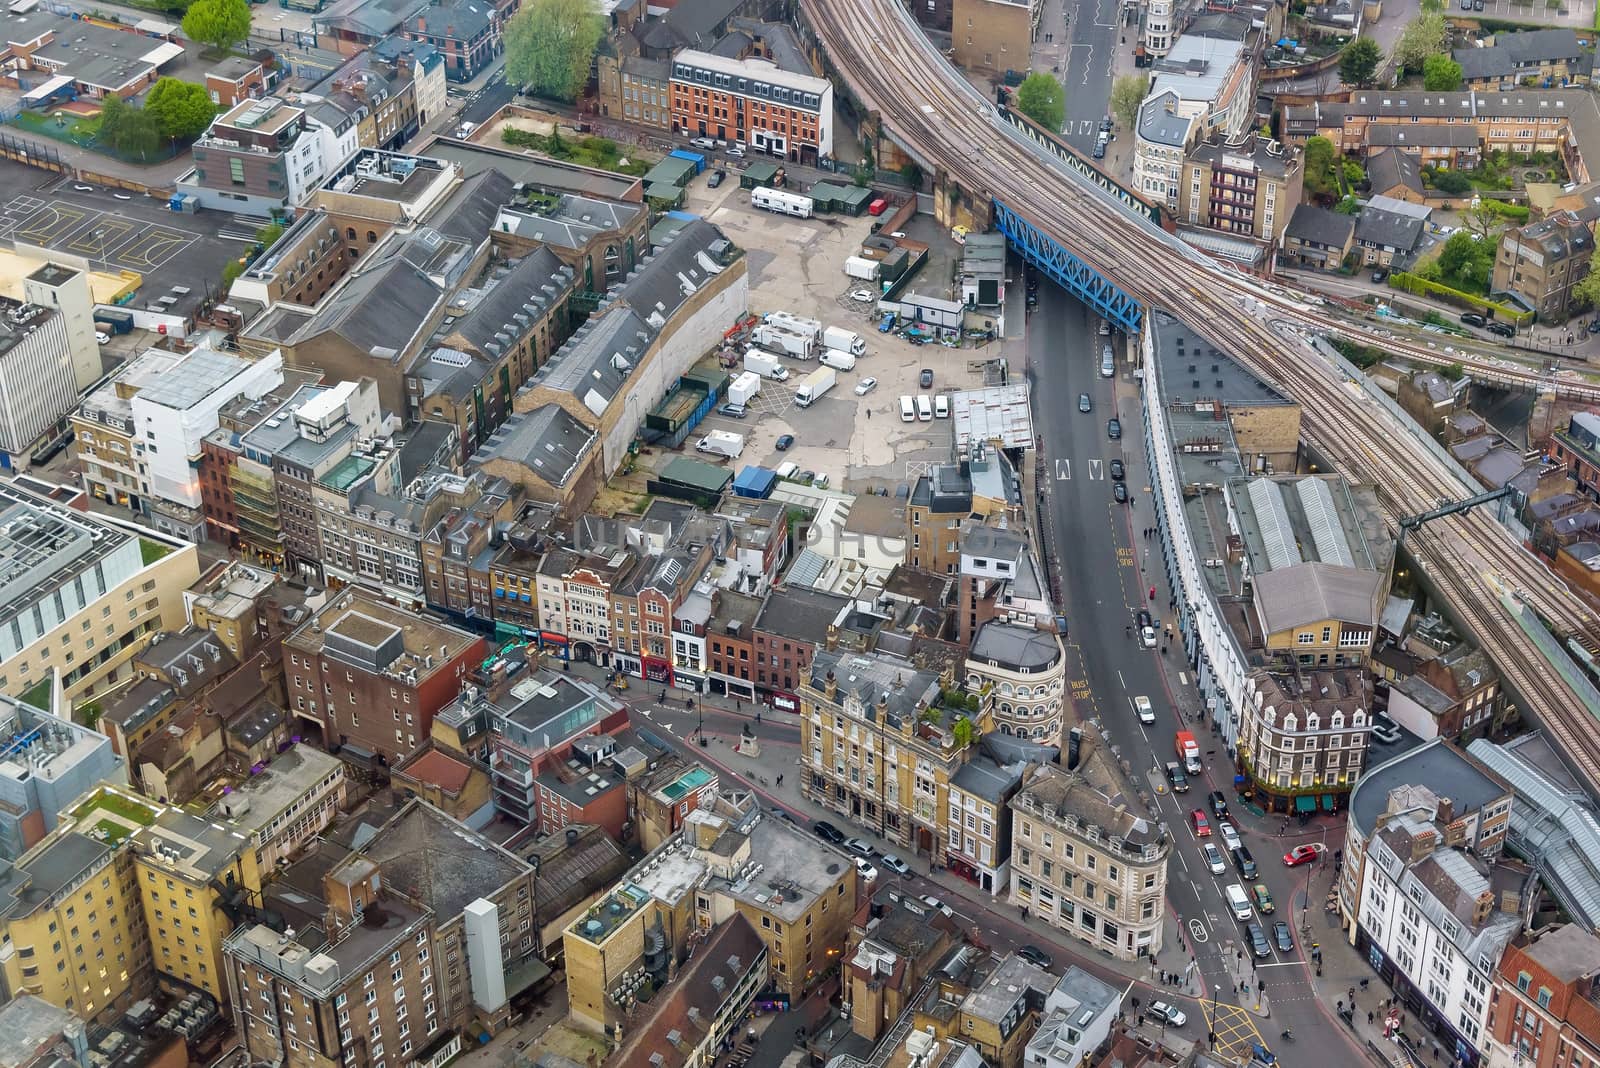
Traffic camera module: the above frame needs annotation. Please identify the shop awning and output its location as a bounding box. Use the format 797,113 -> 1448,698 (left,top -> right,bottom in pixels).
1295,795 -> 1317,813
1321,794 -> 1336,811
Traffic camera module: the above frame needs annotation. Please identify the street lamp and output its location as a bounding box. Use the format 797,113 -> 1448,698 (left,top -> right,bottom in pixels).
1205,982 -> 1218,1051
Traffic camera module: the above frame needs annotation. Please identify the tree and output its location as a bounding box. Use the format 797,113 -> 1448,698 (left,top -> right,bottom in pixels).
97,96 -> 161,159
181,0 -> 251,54
143,78 -> 217,139
1339,36 -> 1384,88
504,0 -> 604,103
1572,259 -> 1600,309
899,161 -> 924,189
1014,72 -> 1065,132
1110,74 -> 1148,130
952,716 -> 976,749
1439,361 -> 1466,382
1437,230 -> 1495,292
1423,54 -> 1463,91
1304,135 -> 1337,196
1394,13 -> 1447,75
1465,198 -> 1503,240
1431,168 -> 1473,195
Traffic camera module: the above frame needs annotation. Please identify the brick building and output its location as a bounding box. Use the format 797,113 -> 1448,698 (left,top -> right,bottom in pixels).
1484,925 -> 1600,1068
668,50 -> 834,164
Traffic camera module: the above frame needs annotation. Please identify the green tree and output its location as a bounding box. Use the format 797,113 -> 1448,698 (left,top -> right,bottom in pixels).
1437,230 -> 1495,292
952,716 -> 975,749
181,0 -> 251,54
1014,72 -> 1065,131
1572,258 -> 1600,309
1394,13 -> 1447,75
1439,361 -> 1465,381
1339,36 -> 1384,88
899,161 -> 924,189
1423,54 -> 1463,91
504,0 -> 604,103
98,96 -> 161,159
143,77 -> 217,139
1304,135 -> 1337,196
1109,74 -> 1148,130
1431,168 -> 1473,195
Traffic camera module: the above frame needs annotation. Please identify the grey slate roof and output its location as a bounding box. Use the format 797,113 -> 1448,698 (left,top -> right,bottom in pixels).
405,0 -> 492,40
1350,738 -> 1509,836
754,585 -> 850,643
1366,147 -> 1424,198
1454,28 -> 1592,82
299,250 -> 447,361
473,405 -> 596,488
616,218 -> 730,329
357,800 -> 530,920
1137,89 -> 1194,148
1253,562 -> 1383,633
1285,204 -> 1356,248
448,247 -> 575,359
1355,206 -> 1426,253
530,305 -> 653,417
1365,124 -> 1481,149
969,620 -> 1061,673
432,169 -> 516,243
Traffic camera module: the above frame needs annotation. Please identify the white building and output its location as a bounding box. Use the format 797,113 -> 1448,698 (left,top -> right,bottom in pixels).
25,261 -> 101,391
1134,90 -> 1196,225
1144,0 -> 1174,56
965,620 -> 1066,742
1149,35 -> 1254,142
1025,966 -> 1123,1068
0,296 -> 78,470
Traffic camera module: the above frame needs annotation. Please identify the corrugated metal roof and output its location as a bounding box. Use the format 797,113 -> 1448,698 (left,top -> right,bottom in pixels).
1297,476 -> 1356,567
1247,479 -> 1300,570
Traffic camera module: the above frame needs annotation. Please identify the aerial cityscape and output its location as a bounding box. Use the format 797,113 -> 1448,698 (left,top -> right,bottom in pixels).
0,0 -> 1597,1066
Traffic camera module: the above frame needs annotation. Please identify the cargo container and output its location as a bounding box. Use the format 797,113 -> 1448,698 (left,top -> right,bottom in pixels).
728,371 -> 761,407
844,256 -> 881,281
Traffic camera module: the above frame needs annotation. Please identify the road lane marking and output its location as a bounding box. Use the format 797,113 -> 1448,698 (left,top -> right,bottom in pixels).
1056,459 -> 1071,480
1188,918 -> 1209,943
1088,458 -> 1103,480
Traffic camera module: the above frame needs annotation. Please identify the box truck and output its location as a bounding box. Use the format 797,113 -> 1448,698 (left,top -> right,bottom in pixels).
764,311 -> 822,341
1175,731 -> 1201,774
844,256 -> 881,281
728,371 -> 761,408
752,324 -> 816,360
820,349 -> 856,371
696,430 -> 745,458
821,325 -> 867,356
794,367 -> 837,407
745,350 -> 790,381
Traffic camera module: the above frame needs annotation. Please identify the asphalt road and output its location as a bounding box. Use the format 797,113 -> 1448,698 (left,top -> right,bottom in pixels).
1055,0 -> 1124,152
1026,283 -> 1352,1058
460,68 -> 515,127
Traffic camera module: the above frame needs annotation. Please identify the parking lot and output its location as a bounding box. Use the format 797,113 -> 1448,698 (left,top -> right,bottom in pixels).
681,173 -> 1016,492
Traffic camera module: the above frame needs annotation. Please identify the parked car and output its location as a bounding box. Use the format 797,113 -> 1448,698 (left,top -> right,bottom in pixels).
850,288 -> 875,302
1246,921 -> 1273,959
1190,809 -> 1212,837
717,403 -> 746,418
690,137 -> 717,149
844,836 -> 874,857
880,854 -> 911,876
1079,393 -> 1092,413
919,368 -> 934,388
1107,417 -> 1122,440
708,169 -> 726,188
1461,312 -> 1488,328
1110,459 -> 1125,480
1283,843 -> 1326,867
1113,482 -> 1128,503
1272,921 -> 1295,952
1017,944 -> 1054,969
855,377 -> 878,396
1208,791 -> 1230,820
775,434 -> 795,451
95,331 -> 111,345
727,145 -> 746,158
1202,842 -> 1227,875
1487,322 -> 1515,338
920,895 -> 954,916
813,821 -> 844,844
1137,609 -> 1153,630
769,806 -> 795,823
1371,269 -> 1388,283
855,857 -> 878,882
1148,1000 -> 1187,1027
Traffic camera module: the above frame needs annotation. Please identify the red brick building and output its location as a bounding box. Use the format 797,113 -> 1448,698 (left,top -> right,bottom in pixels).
668,50 -> 834,165
1485,925 -> 1600,1068
282,587 -> 484,766
751,586 -> 849,711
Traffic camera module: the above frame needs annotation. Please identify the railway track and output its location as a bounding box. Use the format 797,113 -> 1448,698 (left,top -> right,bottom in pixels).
809,0 -> 1600,790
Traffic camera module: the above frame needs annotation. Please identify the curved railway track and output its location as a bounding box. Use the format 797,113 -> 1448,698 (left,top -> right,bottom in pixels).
810,0 -> 1600,789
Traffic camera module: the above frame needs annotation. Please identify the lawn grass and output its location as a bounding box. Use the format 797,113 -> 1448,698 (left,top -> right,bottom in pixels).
72,788 -> 159,827
139,538 -> 173,565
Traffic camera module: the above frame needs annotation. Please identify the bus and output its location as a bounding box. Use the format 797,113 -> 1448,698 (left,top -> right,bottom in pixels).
751,187 -> 813,218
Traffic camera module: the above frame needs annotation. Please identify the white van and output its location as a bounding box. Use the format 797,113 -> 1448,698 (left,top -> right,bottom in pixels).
916,395 -> 933,421
934,394 -> 949,419
900,396 -> 916,422
775,461 -> 800,479
1100,344 -> 1115,378
1225,884 -> 1252,921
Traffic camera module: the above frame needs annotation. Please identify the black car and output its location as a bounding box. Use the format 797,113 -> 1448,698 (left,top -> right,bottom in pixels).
919,368 -> 934,388
1272,921 -> 1295,953
1208,790 -> 1229,820
1165,762 -> 1189,791
1113,481 -> 1128,503
1246,921 -> 1273,959
775,434 -> 795,451
1107,417 -> 1121,440
1487,322 -> 1515,338
1461,312 -> 1488,328
1137,608 -> 1153,630
812,821 -> 845,844
1371,269 -> 1388,283
1017,944 -> 1054,969
769,806 -> 796,823
708,168 -> 726,188
1110,458 -> 1125,481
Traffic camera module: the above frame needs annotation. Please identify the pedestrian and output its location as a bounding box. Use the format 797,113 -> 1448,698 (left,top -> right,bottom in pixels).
1369,1011 -> 1375,1026
777,774 -> 783,786
867,409 -> 871,419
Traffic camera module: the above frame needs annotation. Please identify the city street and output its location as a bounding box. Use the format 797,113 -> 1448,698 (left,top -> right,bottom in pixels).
1032,0 -> 1131,154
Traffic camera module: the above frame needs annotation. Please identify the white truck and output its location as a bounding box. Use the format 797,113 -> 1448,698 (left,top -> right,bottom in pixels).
744,349 -> 790,381
764,311 -> 822,341
728,371 -> 761,408
820,349 -> 856,371
696,430 -> 745,458
844,256 -> 881,281
752,323 -> 816,360
821,325 -> 867,356
794,366 -> 837,407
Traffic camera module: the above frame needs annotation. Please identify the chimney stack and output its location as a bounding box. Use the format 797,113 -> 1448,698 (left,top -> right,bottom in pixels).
1068,727 -> 1082,770
824,669 -> 837,701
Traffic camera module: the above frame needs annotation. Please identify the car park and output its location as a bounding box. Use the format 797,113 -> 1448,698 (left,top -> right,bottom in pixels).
920,368 -> 934,388
844,836 -> 874,857
1273,921 -> 1294,952
1165,762 -> 1189,792
1114,482 -> 1129,503
1202,842 -> 1226,875
1253,884 -> 1275,914
855,857 -> 879,882
718,403 -> 746,418
813,821 -> 844,844
880,854 -> 911,876
1149,1000 -> 1187,1027
855,377 -> 878,395
1134,695 -> 1154,723
1017,944 -> 1054,969
775,434 -> 795,451
1209,791 -> 1229,820
1190,810 -> 1211,837
1107,417 -> 1121,440
1079,393 -> 1092,412
1283,843 -> 1325,867
1219,822 -> 1242,851
1110,459 -> 1125,480
1246,921 -> 1273,959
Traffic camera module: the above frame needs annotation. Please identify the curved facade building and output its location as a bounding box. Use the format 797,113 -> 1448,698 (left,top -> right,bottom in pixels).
965,621 -> 1066,742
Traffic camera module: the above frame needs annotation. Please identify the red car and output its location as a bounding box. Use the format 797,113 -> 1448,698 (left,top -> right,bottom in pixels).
1190,810 -> 1211,837
1283,843 -> 1326,867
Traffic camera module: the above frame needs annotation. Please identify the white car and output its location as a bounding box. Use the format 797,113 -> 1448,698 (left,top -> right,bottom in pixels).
855,857 -> 879,882
94,331 -> 110,345
844,836 -> 874,857
1134,695 -> 1154,724
850,288 -> 875,302
690,137 -> 716,149
1140,625 -> 1158,649
1202,842 -> 1226,875
855,377 -> 878,395
1148,1000 -> 1187,1027
920,894 -> 954,917
1218,822 -> 1242,852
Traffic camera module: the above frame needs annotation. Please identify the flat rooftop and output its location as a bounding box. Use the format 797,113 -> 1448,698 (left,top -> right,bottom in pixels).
213,744 -> 342,836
